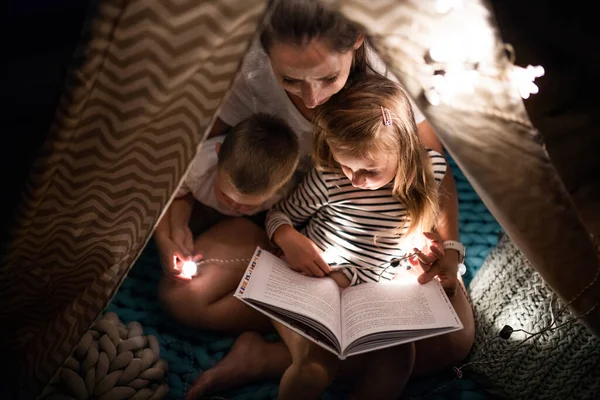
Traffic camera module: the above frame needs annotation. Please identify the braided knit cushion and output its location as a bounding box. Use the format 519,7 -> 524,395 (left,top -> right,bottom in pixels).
467,234 -> 600,400
42,312 -> 169,400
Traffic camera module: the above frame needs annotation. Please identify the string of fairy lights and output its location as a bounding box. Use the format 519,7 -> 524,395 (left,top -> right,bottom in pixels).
423,0 -> 545,106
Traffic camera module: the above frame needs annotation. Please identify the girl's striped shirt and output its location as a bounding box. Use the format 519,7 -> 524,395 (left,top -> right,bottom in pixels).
266,150 -> 447,286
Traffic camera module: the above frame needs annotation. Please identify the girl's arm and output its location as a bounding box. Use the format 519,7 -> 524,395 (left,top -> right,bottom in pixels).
416,121 -> 460,296
265,167 -> 329,238
266,168 -> 331,277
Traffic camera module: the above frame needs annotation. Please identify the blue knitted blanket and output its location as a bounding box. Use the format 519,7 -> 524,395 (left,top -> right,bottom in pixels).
106,159 -> 502,399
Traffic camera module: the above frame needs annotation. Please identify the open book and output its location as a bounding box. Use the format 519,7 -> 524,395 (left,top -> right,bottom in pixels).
234,247 -> 463,359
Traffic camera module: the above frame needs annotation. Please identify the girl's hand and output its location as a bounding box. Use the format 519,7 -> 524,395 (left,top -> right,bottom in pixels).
274,225 -> 331,277
409,232 -> 459,296
408,232 -> 444,270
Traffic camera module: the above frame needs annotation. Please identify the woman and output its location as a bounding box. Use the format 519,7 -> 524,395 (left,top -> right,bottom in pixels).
153,1 -> 472,398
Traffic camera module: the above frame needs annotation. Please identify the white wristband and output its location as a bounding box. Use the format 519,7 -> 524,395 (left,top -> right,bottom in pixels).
443,240 -> 466,263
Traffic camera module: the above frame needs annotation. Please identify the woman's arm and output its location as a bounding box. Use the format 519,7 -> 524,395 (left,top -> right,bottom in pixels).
416,120 -> 459,240
416,120 -> 460,295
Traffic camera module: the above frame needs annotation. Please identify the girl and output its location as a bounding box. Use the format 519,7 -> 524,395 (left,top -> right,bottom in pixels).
266,75 -> 451,399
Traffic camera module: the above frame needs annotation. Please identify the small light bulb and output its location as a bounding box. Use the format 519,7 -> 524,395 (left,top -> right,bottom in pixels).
510,64 -> 545,99
181,261 -> 197,278
429,45 -> 451,63
322,246 -> 345,265
527,65 -> 545,78
392,272 -> 419,285
424,88 -> 442,106
435,0 -> 463,14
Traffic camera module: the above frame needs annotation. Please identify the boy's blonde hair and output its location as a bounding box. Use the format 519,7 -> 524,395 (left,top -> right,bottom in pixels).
313,75 -> 440,238
217,113 -> 300,196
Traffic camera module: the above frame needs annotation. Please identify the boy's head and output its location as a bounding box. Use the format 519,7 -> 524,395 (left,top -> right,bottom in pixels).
214,113 -> 300,214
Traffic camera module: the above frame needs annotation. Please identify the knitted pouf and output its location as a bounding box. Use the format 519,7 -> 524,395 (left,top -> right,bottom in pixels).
467,234 -> 600,400
42,312 -> 169,400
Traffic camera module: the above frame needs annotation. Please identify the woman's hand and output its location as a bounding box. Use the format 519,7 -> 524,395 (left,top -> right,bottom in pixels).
409,232 -> 459,296
273,225 -> 331,277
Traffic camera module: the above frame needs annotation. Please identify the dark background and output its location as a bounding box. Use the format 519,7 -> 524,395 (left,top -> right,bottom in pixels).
0,0 -> 92,242
0,0 -> 598,247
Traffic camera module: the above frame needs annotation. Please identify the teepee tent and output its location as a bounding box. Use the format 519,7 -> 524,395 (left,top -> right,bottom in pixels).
0,0 -> 598,399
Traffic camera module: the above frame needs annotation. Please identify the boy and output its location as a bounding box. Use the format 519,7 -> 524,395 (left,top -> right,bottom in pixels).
157,113 -> 300,279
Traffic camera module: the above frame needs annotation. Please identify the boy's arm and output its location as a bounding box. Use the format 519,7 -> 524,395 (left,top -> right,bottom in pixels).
154,205 -> 171,242
153,204 -> 192,280
169,192 -> 196,254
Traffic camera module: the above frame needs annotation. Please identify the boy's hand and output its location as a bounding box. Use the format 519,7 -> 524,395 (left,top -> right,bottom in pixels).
409,232 -> 459,296
155,234 -> 194,281
171,225 -> 194,256
274,226 -> 331,277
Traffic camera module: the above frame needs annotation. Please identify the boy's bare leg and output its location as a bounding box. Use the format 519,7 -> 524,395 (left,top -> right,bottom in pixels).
184,317 -> 340,400
184,331 -> 290,400
158,217 -> 273,332
273,320 -> 339,400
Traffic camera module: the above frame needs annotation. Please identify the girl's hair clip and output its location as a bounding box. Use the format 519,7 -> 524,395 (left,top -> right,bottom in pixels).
381,106 -> 393,126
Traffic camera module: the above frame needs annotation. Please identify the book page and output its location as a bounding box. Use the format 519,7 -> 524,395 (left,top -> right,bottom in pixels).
237,248 -> 342,341
340,279 -> 462,350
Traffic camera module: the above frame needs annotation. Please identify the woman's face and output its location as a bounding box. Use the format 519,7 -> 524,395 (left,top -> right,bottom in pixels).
268,38 -> 362,109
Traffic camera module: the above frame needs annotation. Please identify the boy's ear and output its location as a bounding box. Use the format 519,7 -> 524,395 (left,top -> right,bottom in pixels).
215,142 -> 221,155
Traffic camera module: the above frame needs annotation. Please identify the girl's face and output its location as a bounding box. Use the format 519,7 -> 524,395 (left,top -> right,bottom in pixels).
268,38 -> 362,109
330,146 -> 398,190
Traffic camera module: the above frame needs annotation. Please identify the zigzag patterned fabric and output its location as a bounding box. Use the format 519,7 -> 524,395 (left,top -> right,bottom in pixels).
106,159 -> 502,400
0,1 -> 266,397
468,235 -> 600,400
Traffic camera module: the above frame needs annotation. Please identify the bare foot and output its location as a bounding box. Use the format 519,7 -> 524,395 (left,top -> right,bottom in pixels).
184,331 -> 290,399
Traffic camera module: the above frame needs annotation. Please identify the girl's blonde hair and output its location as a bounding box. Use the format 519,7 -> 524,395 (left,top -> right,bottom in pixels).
313,75 -> 440,239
